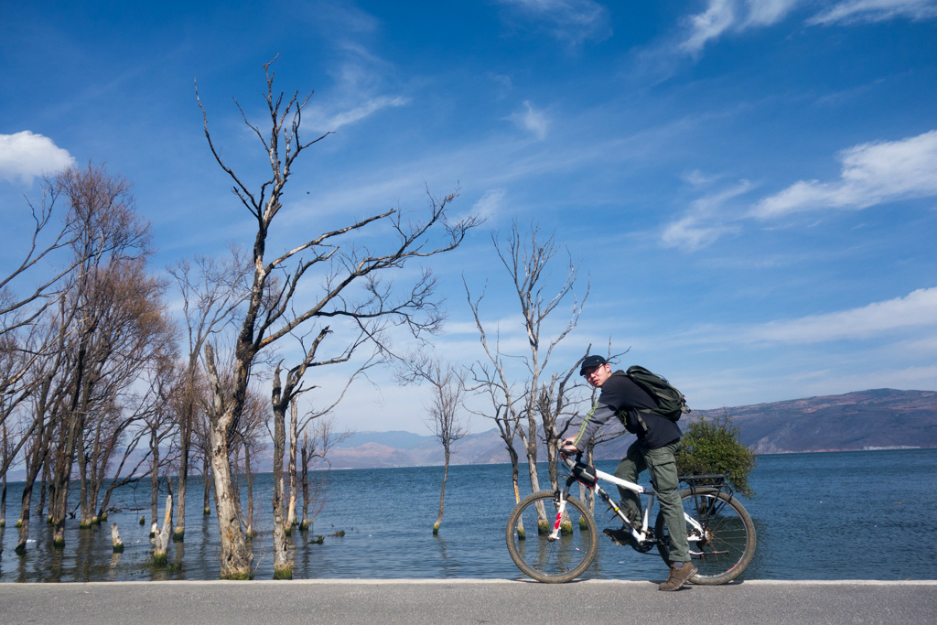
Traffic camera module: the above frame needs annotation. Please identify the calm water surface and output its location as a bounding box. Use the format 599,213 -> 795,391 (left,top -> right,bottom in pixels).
0,448 -> 934,582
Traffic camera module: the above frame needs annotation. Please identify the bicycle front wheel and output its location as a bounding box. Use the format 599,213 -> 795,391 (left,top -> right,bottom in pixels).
506,490 -> 598,583
655,487 -> 756,585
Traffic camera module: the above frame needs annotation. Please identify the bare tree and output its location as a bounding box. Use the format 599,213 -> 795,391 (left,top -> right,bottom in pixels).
0,177 -> 81,341
167,250 -> 250,541
398,355 -> 468,534
150,493 -> 174,566
195,59 -> 479,579
269,334 -> 371,578
46,164 -> 152,549
299,415 -> 349,532
233,388 -> 267,541
465,222 -> 588,531
71,260 -> 176,530
11,310 -> 70,554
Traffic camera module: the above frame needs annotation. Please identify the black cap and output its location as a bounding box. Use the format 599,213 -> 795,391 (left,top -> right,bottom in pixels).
579,355 -> 608,376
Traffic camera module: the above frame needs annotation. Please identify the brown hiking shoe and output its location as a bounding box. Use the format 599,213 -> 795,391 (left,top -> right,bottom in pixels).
658,561 -> 697,591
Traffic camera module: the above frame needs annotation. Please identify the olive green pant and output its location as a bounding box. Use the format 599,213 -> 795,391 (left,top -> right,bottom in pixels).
614,440 -> 690,564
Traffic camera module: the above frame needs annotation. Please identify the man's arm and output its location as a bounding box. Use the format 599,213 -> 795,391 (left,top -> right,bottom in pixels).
566,401 -> 617,452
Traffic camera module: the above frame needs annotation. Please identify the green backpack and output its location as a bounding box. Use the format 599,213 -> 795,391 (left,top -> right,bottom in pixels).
619,366 -> 691,422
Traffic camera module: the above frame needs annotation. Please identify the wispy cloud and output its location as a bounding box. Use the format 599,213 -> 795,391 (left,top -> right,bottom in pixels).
496,0 -> 612,45
751,130 -> 936,219
297,2 -> 409,133
662,180 -> 753,250
677,0 -> 932,54
509,101 -> 550,140
311,96 -> 410,132
684,287 -> 936,346
740,287 -> 937,344
469,189 -> 507,221
0,131 -> 75,185
679,0 -> 742,55
808,0 -> 936,25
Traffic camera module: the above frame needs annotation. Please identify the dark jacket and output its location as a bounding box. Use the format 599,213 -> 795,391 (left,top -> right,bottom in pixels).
572,370 -> 682,451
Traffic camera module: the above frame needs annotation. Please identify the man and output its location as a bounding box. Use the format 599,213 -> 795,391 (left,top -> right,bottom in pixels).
562,355 -> 696,591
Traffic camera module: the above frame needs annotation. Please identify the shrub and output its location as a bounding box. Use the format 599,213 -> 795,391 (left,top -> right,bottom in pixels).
676,412 -> 756,497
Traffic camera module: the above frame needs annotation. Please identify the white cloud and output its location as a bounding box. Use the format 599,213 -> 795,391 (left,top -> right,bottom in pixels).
743,0 -> 805,26
0,131 -> 75,185
685,287 -> 937,346
469,189 -> 507,221
510,101 -> 549,140
496,0 -> 611,44
677,0 -> 930,54
745,287 -> 936,343
662,180 -> 753,250
314,95 -> 410,132
808,0 -> 935,25
680,0 -> 739,54
751,131 -> 937,219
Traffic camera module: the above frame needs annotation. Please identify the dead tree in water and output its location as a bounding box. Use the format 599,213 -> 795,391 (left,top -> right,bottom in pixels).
464,222 -> 588,532
196,58 -> 478,579
150,493 -> 173,566
47,164 -> 152,549
167,251 -> 249,541
398,355 -> 467,534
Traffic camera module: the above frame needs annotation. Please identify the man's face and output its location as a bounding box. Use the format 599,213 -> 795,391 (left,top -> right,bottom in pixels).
582,363 -> 611,388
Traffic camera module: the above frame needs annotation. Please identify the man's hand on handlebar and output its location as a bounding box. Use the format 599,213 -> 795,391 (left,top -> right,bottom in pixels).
560,438 -> 579,457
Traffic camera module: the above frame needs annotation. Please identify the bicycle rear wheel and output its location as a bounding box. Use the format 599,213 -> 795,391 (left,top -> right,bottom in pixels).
506,490 -> 598,583
655,487 -> 756,585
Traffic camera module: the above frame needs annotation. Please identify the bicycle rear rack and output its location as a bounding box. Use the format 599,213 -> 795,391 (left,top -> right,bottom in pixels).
680,473 -> 736,501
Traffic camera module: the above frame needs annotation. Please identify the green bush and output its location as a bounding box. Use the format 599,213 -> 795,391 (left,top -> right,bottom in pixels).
676,413 -> 756,497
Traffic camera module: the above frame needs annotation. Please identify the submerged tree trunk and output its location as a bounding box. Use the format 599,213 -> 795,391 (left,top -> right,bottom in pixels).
286,401 -> 298,533
299,436 -> 310,531
149,430 -> 159,537
202,342 -> 253,579
111,523 -> 124,552
1,470 -> 6,528
151,494 -> 173,565
243,443 -> 255,539
270,384 -> 291,579
38,460 -> 49,519
433,449 -> 451,535
175,431 -> 189,541
202,453 -> 211,516
208,420 -> 253,579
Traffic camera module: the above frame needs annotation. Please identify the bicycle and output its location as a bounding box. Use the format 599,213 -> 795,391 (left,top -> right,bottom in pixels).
505,451 -> 756,584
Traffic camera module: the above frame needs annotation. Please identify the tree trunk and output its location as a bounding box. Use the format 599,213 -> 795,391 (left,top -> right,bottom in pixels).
433,448 -> 450,535
151,494 -> 173,565
38,460 -> 49,519
51,410 -> 83,548
519,425 -> 546,532
299,439 -> 310,531
271,399 -> 291,579
149,429 -> 159,537
175,422 -> 190,541
286,401 -> 298,532
1,470 -> 6,529
111,523 -> 124,552
244,444 -> 255,539
202,453 -> 211,516
208,418 -> 253,579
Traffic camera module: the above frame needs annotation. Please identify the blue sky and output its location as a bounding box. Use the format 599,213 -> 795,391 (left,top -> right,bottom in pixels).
1,0 -> 935,434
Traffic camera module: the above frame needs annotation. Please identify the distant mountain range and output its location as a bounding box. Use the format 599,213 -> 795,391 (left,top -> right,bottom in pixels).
7,389 -> 931,482
326,389 -> 936,469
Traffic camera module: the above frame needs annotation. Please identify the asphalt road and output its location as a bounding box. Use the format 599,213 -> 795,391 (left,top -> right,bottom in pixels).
0,579 -> 934,625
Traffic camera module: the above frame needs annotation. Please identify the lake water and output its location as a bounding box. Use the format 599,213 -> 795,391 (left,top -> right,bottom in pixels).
0,448 -> 935,582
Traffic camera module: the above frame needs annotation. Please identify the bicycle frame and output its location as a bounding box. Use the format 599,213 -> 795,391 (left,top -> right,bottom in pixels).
549,458 -> 705,545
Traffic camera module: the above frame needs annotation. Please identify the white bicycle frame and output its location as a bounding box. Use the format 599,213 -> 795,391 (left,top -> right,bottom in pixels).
548,461 -> 705,544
